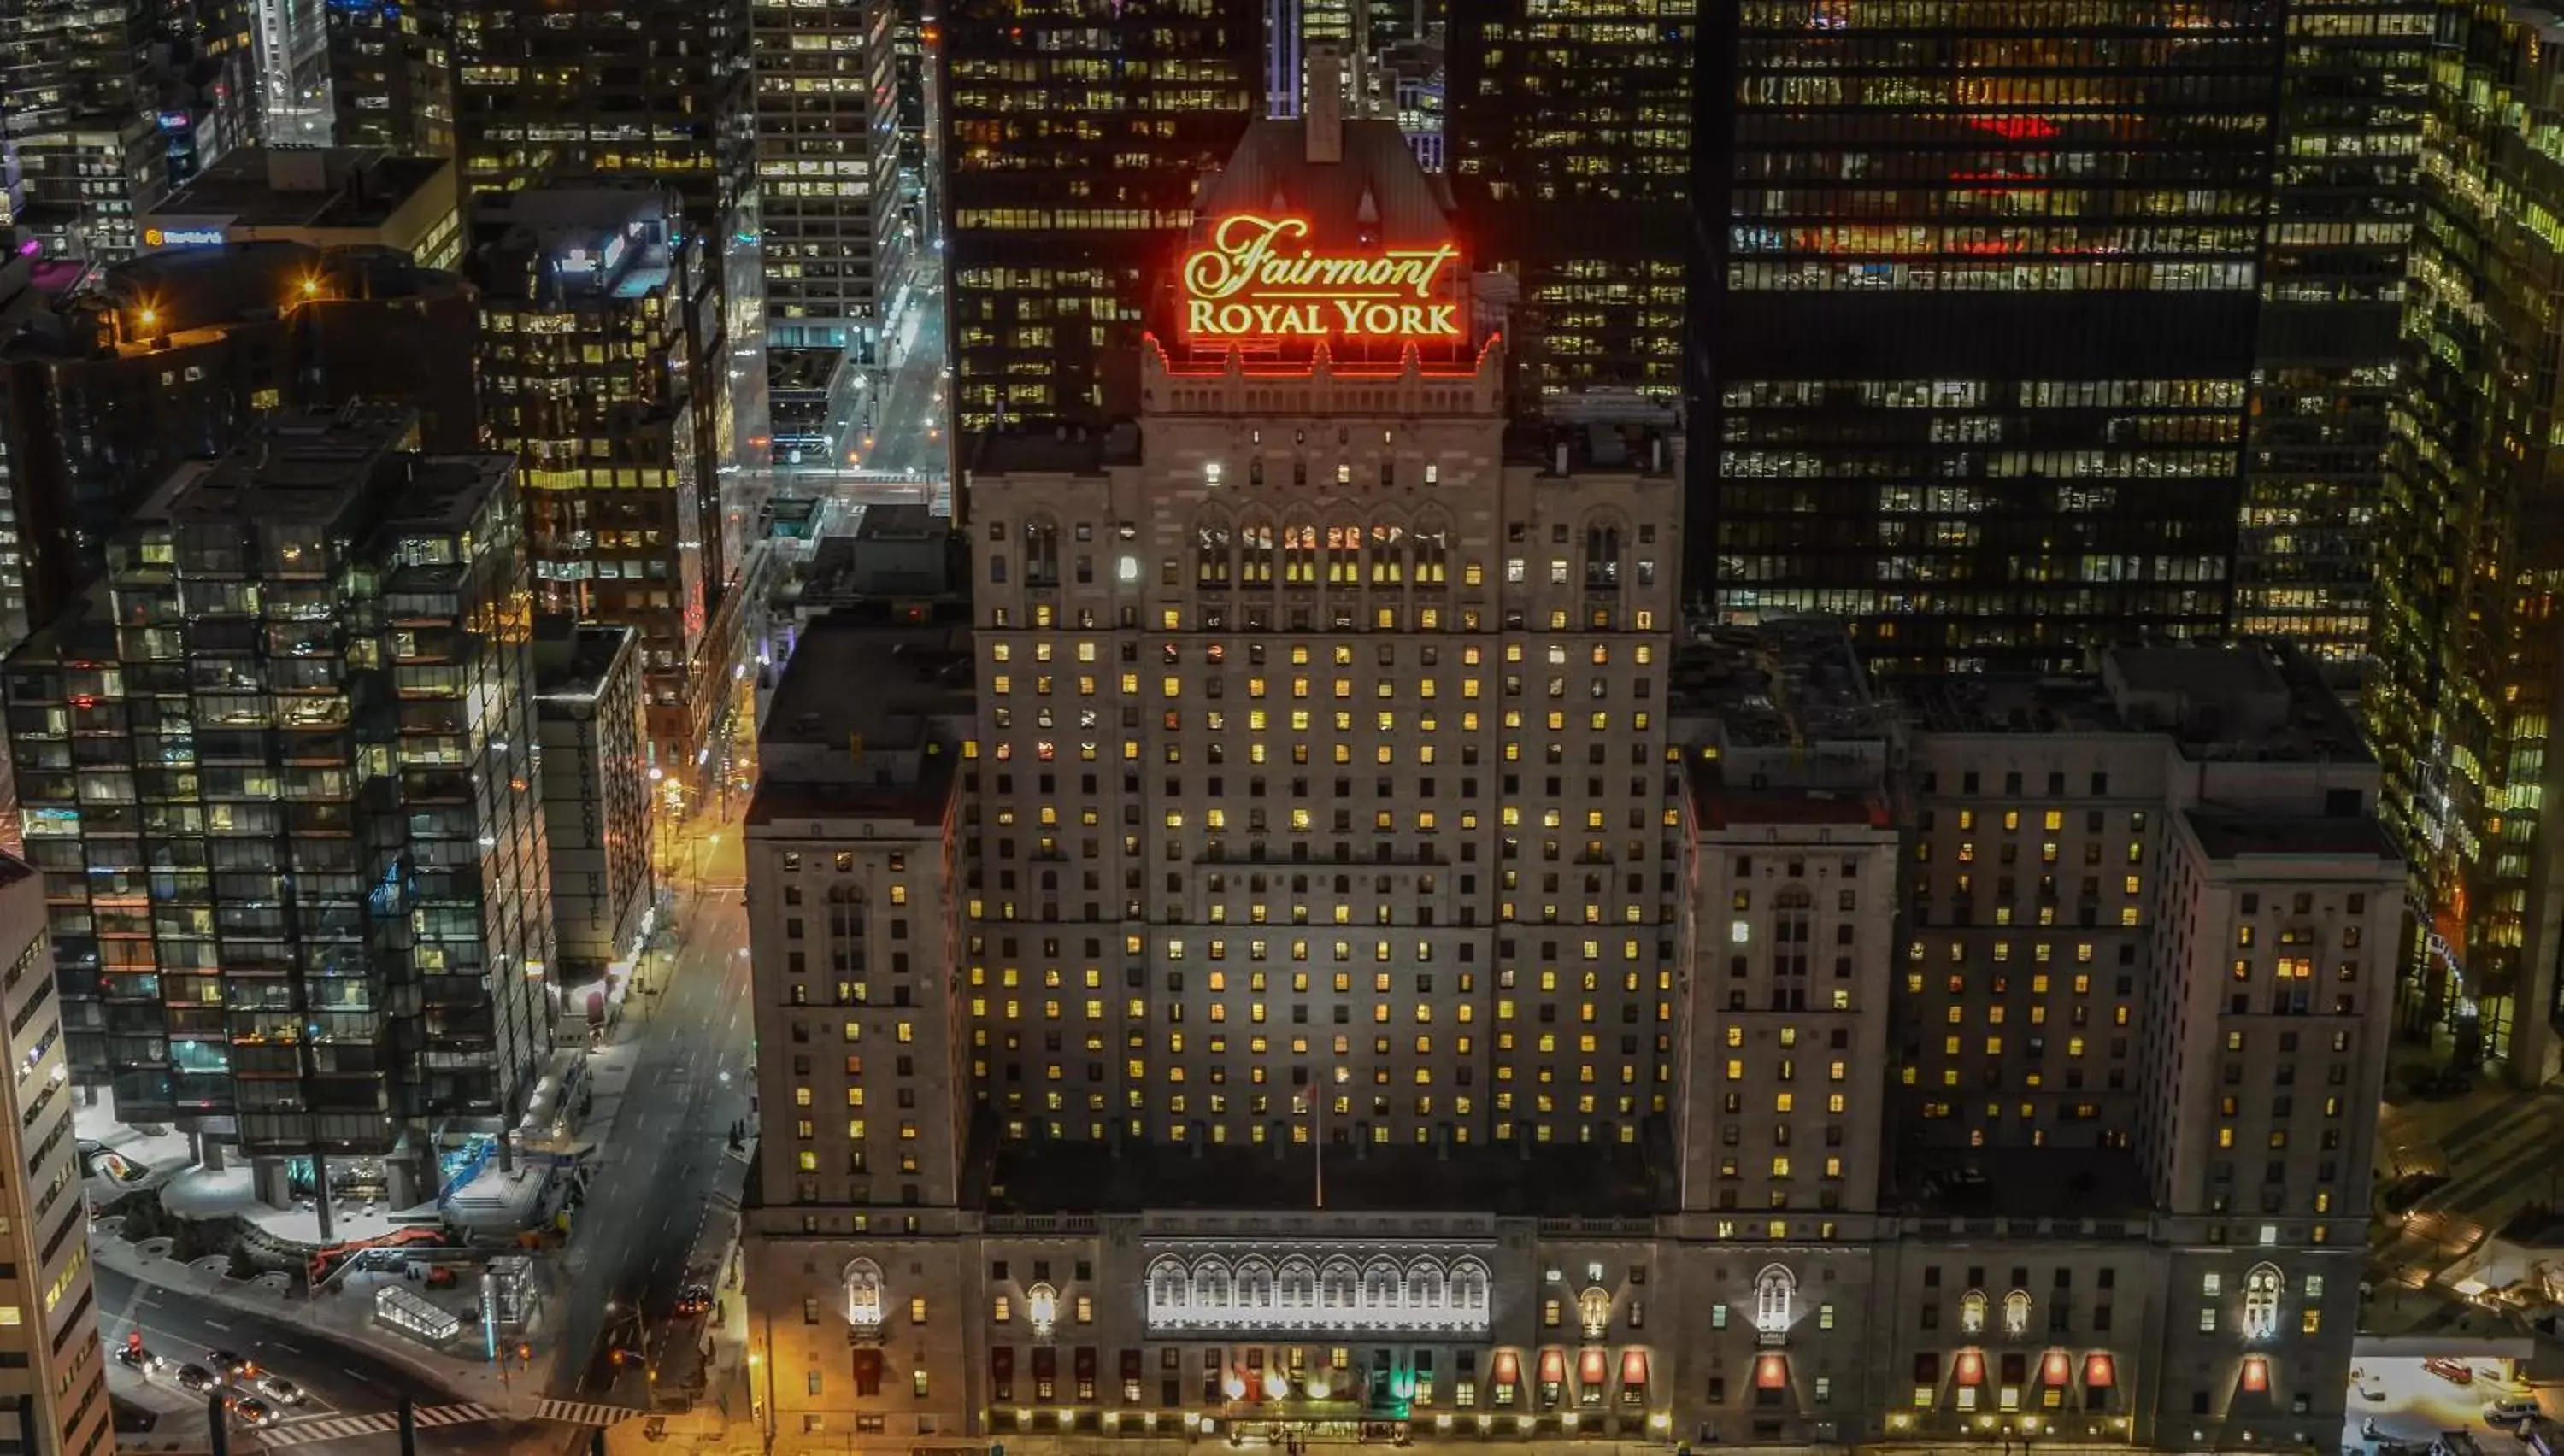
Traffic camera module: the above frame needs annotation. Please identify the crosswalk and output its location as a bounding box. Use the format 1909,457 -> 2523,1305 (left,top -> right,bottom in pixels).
535,1398 -> 644,1428
265,1405 -> 500,1447
262,1397 -> 641,1447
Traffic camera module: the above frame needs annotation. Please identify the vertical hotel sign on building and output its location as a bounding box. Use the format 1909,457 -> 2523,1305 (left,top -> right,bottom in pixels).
1180,214 -> 1463,345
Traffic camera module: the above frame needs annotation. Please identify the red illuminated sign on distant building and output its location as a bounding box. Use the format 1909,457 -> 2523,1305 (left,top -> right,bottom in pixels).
1181,214 -> 1461,344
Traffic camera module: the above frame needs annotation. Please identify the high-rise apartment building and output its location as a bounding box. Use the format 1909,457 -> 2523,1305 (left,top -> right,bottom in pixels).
1446,1 -> 1691,419
2,406 -> 556,1211
738,109 -> 2395,1456
0,240 -> 477,655
468,185 -> 748,779
939,0 -> 1259,439
0,854 -> 109,1456
249,0 -> 332,144
751,0 -> 896,349
2373,0 -> 2564,1080
1690,3 -> 2416,677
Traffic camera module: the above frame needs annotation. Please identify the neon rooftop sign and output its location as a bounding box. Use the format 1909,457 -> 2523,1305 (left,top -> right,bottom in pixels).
1181,214 -> 1461,344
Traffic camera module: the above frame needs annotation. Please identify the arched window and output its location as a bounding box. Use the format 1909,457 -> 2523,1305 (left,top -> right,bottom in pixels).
1241,518 -> 1278,585
1026,1281 -> 1058,1336
1579,1286 -> 1612,1340
1195,1259 -> 1232,1312
1450,1258 -> 1490,1312
1361,1259 -> 1401,1310
1406,1259 -> 1444,1315
1197,515 -> 1233,588
1960,1289 -> 1986,1334
2243,1264 -> 2284,1341
1369,521 -> 1405,584
1149,1257 -> 1189,1316
1235,1258 -> 1275,1311
844,1258 -> 885,1336
1284,521 -> 1318,584
2002,1289 -> 2032,1336
1583,520 -> 1622,589
1412,514 -> 1450,586
1320,1258 -> 1358,1310
1754,1265 -> 1796,1334
1279,1257 -> 1317,1310
1023,516 -> 1061,587
1327,519 -> 1364,585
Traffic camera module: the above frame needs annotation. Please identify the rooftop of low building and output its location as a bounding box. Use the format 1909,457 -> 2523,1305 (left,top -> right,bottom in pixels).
761,610 -> 973,760
532,619 -> 636,702
144,148 -> 452,231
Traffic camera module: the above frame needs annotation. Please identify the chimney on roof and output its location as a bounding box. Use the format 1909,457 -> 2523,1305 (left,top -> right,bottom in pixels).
1306,42 -> 1344,165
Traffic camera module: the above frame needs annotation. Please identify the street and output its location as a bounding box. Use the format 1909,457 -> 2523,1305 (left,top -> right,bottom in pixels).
549,872 -> 756,1405
95,1261 -> 560,1456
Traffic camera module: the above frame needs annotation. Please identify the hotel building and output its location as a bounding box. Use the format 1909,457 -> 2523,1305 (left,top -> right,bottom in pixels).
739,105 -> 2400,1456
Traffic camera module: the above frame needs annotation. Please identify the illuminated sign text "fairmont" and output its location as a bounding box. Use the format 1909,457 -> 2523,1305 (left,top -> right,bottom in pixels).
1182,214 -> 1461,343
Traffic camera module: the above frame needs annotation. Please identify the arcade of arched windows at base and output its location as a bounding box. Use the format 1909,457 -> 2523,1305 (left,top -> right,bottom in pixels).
1140,1251 -> 1659,1430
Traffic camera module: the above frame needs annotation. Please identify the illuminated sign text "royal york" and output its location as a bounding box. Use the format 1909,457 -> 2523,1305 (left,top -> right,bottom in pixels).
1182,214 -> 1461,343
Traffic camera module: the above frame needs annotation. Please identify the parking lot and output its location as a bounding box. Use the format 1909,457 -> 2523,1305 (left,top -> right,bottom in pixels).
2347,1356 -> 2546,1455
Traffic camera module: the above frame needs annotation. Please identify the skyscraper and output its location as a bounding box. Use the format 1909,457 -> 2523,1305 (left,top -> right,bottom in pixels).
1446,1 -> 1692,419
2372,0 -> 2564,1080
939,0 -> 1260,440
2231,4 -> 2427,669
468,185 -> 748,778
751,0 -> 897,349
1687,3 -> 2419,677
4,406 -> 556,1213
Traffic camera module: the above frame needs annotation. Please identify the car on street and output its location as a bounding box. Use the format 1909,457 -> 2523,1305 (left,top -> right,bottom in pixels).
2426,1358 -> 2478,1386
2489,1400 -> 2542,1426
114,1343 -> 148,1370
229,1396 -> 278,1428
203,1348 -> 252,1377
174,1365 -> 218,1395
253,1375 -> 305,1406
675,1283 -> 714,1317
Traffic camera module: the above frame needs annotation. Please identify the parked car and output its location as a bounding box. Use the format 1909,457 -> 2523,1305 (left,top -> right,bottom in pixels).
2425,1358 -> 2477,1386
174,1365 -> 218,1395
253,1375 -> 305,1406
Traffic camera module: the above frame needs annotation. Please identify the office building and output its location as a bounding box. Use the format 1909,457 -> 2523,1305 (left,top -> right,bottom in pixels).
1446,2 -> 1691,420
323,0 -> 775,479
138,147 -> 462,268
532,619 -> 656,997
3,406 -> 556,1211
0,0 -> 167,260
2231,5 -> 2426,667
751,0 -> 896,349
2372,0 -> 2564,1080
736,106 -> 2396,1456
249,0 -> 332,144
940,0 -> 1259,439
468,185 -> 754,786
0,240 -> 477,655
0,854 -> 109,1456
1689,3 -> 2418,676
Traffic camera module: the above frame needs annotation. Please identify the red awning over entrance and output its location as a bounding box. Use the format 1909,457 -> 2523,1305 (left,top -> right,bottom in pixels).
1536,1349 -> 1567,1385
1620,1351 -> 1649,1388
1491,1352 -> 1521,1388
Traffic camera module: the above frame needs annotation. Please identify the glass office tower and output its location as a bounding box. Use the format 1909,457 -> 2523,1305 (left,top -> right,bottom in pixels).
1691,2 -> 2284,674
1446,1 -> 1694,419
939,0 -> 1260,441
3,407 -> 554,1201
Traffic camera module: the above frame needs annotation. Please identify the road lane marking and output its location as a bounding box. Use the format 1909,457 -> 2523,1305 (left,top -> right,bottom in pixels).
203,1318 -> 230,1330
